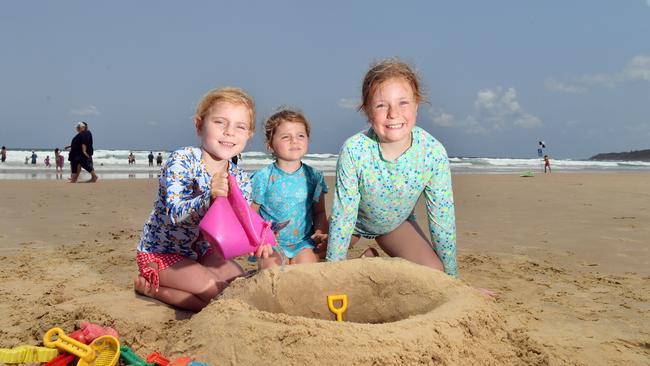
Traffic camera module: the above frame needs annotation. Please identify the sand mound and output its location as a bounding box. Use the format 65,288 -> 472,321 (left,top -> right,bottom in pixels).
167,258 -> 548,365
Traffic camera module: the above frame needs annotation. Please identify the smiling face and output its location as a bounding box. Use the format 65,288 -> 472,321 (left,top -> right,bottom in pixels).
367,77 -> 418,145
269,121 -> 309,164
196,101 -> 252,162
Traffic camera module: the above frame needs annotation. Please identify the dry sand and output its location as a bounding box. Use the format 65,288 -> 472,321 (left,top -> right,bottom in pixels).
0,173 -> 648,365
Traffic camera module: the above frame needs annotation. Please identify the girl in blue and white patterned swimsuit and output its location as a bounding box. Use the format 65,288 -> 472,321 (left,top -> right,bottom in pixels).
327,60 -> 458,277
134,87 -> 272,312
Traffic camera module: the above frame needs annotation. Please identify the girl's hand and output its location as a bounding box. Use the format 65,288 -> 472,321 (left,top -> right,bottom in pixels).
474,287 -> 498,299
210,172 -> 229,199
311,230 -> 328,245
249,244 -> 273,259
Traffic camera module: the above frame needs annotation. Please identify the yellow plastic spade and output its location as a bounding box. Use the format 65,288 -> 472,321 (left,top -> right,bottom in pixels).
327,294 -> 348,322
44,327 -> 120,366
44,327 -> 95,362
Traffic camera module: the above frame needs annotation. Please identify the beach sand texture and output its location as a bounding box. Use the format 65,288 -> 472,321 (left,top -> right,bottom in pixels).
0,173 -> 648,365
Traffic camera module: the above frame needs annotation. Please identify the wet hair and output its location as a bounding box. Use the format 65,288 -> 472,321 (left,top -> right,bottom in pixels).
359,58 -> 425,117
263,107 -> 311,148
195,87 -> 256,133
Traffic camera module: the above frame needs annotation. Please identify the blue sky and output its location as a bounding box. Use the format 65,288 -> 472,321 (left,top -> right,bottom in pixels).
1,1 -> 649,159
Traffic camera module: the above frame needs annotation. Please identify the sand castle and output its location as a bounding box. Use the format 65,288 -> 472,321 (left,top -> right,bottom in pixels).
166,258 -> 547,365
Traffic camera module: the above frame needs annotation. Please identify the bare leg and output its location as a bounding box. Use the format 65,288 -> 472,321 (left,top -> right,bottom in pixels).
199,252 -> 245,283
133,276 -> 208,312
133,259 -> 227,312
290,248 -> 319,264
375,220 -> 444,272
86,170 -> 98,183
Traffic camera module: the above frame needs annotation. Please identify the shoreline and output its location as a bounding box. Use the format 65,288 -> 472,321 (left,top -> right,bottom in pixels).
2,168 -> 650,180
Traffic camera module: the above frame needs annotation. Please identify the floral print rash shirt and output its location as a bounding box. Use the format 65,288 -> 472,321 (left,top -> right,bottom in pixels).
137,147 -> 252,260
327,126 -> 458,277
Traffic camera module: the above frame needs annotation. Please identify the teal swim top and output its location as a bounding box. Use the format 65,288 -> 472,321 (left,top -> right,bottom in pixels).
327,126 -> 458,277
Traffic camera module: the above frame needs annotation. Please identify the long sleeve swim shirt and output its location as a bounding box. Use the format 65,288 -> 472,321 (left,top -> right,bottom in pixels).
327,126 -> 458,277
137,147 -> 252,259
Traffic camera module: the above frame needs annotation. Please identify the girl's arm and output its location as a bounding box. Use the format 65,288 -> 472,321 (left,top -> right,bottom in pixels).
423,145 -> 458,277
163,151 -> 212,225
311,194 -> 328,244
326,145 -> 360,261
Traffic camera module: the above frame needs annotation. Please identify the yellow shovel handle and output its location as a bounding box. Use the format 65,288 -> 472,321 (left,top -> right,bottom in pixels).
44,327 -> 95,362
327,294 -> 348,322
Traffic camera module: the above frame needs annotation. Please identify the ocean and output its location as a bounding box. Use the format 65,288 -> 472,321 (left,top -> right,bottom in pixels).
1,149 -> 650,180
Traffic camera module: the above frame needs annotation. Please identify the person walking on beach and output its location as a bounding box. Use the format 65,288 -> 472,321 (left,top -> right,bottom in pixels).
544,155 -> 551,173
1,146 -> 6,163
156,152 -> 163,166
30,151 -> 37,164
54,148 -> 64,172
66,121 -> 98,183
148,151 -> 154,167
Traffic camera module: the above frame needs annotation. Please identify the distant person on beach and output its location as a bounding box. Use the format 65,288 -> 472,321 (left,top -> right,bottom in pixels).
66,121 -> 98,183
128,152 -> 135,165
1,146 -> 6,163
54,148 -> 64,172
148,151 -> 154,167
544,155 -> 551,173
156,152 -> 163,166
134,87 -> 270,312
327,60 -> 491,294
24,156 -> 28,164
252,108 -> 328,269
44,155 -> 51,167
30,151 -> 37,164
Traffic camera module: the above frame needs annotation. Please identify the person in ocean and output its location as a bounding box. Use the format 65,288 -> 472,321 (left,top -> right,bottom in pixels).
251,108 -> 328,269
544,155 -> 551,173
134,87 -> 272,311
327,59 -> 459,278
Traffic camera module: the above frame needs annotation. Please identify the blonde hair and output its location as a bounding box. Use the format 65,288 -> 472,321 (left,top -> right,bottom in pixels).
195,87 -> 256,132
263,107 -> 311,147
359,58 -> 425,117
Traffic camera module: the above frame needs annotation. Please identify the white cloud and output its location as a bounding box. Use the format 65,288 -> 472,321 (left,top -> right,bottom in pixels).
70,105 -> 100,116
428,107 -> 455,127
544,78 -> 585,93
462,115 -> 488,134
473,87 -> 542,129
338,98 -> 358,110
547,54 -> 650,92
623,55 -> 650,81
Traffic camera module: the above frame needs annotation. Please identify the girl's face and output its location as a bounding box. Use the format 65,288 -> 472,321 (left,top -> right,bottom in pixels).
367,78 -> 418,145
269,121 -> 309,163
196,101 -> 252,162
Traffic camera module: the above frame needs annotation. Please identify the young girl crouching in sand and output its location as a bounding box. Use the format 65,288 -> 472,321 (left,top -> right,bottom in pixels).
252,108 -> 329,269
134,87 -> 273,311
327,59 -> 458,275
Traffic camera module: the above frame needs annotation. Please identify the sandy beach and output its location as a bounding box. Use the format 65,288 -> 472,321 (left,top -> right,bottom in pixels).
1,173 -> 648,365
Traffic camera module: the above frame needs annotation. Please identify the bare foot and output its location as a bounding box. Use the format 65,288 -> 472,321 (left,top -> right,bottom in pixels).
360,247 -> 379,258
133,275 -> 155,297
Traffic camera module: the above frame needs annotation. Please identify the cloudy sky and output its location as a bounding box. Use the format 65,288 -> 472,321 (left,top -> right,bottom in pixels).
1,1 -> 649,159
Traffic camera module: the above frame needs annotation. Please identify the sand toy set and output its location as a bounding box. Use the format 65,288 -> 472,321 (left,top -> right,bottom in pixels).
0,322 -> 209,366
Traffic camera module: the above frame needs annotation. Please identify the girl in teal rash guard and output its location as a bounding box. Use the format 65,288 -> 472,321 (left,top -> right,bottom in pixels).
327,59 -> 458,277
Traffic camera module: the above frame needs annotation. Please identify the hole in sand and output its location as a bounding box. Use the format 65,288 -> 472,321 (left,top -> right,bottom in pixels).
221,258 -> 448,324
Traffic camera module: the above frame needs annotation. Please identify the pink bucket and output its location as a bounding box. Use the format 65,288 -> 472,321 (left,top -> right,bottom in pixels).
199,175 -> 276,259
